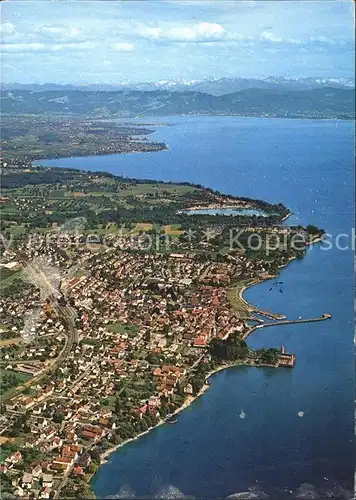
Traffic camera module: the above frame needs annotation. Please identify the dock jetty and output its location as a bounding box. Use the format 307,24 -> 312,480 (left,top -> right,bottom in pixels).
253,313 -> 332,329
243,313 -> 332,340
252,309 -> 286,320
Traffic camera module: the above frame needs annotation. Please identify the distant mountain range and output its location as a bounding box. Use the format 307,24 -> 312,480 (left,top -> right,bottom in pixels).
2,87 -> 354,119
2,76 -> 355,96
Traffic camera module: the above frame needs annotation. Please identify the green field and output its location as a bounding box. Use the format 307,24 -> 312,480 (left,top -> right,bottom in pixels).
1,370 -> 32,399
0,269 -> 23,291
227,279 -> 255,317
120,183 -> 197,196
107,322 -> 139,336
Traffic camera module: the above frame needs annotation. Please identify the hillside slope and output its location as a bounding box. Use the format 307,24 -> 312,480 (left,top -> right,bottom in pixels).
2,87 -> 354,119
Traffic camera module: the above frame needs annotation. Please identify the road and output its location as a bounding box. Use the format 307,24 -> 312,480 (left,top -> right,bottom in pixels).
68,362 -> 96,392
2,305 -> 77,401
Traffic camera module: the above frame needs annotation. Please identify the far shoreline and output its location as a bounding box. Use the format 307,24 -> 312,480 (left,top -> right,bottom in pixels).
7,112 -> 353,122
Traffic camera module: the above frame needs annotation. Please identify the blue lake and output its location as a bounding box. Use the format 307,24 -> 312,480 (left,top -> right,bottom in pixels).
39,116 -> 355,499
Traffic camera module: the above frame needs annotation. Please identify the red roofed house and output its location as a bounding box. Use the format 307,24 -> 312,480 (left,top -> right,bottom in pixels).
153,367 -> 162,377
134,404 -> 148,419
52,457 -> 72,473
82,425 -> 105,442
193,337 -> 207,347
72,466 -> 84,477
62,445 -> 81,461
5,451 -> 22,465
40,487 -> 51,499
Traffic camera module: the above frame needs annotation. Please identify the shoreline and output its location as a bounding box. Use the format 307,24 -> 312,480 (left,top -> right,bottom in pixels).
98,377 -> 215,465
94,236 -> 325,472
96,359 -> 280,469
29,144 -> 168,164
99,420 -> 166,464
8,113 -> 353,122
234,234 -> 324,322
235,274 -> 285,319
95,266 -> 293,469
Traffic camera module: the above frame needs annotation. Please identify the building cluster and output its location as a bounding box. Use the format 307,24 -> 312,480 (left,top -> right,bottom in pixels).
0,234 -> 269,498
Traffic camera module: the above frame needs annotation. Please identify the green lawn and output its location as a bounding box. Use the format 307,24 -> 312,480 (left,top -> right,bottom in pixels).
100,396 -> 117,408
0,448 -> 13,463
0,204 -> 20,214
227,279 -> 256,317
0,270 -> 23,291
82,339 -> 101,347
8,224 -> 28,237
121,183 -> 197,196
107,322 -> 139,336
0,268 -> 17,282
1,370 -> 32,399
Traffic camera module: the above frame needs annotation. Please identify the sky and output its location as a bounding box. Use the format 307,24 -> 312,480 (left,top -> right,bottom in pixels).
1,0 -> 355,84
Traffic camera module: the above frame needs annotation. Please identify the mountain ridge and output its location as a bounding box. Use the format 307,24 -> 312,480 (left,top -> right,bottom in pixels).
2,87 -> 354,119
2,76 -> 354,96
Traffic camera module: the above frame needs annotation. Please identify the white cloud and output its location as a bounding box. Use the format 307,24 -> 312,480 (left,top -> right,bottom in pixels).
258,31 -> 334,46
1,0 -> 353,83
260,31 -> 282,43
41,25 -> 82,39
1,43 -> 46,53
288,38 -> 303,45
140,27 -> 161,40
110,42 -> 135,52
135,23 -> 340,49
1,22 -> 16,36
1,42 -> 96,53
308,35 -> 336,45
139,22 -> 226,43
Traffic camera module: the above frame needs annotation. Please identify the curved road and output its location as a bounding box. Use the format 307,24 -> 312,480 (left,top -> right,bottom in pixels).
2,304 -> 77,401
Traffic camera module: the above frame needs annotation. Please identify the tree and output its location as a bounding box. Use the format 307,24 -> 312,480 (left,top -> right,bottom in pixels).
53,411 -> 65,423
111,433 -> 122,446
176,382 -> 184,396
147,353 -> 160,365
256,348 -> 280,365
209,332 -> 249,362
139,418 -> 149,433
191,375 -> 205,395
89,448 -> 101,463
306,224 -> 320,235
88,462 -> 98,474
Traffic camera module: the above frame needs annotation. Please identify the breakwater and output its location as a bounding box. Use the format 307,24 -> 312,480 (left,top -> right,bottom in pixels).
243,313 -> 332,339
255,313 -> 331,328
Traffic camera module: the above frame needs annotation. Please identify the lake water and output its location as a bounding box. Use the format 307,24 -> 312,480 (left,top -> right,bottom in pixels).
39,116 -> 355,499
